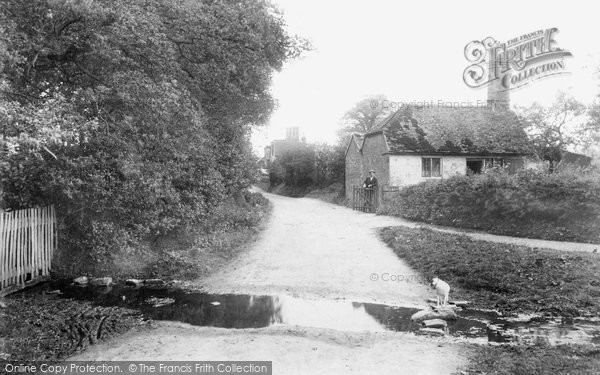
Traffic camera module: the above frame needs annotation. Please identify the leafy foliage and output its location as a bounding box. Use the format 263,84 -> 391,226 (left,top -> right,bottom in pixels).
132,190 -> 271,281
268,143 -> 345,200
314,142 -> 345,187
515,92 -> 586,171
380,167 -> 600,243
0,0 -> 303,274
269,146 -> 315,188
583,98 -> 600,150
336,94 -> 391,141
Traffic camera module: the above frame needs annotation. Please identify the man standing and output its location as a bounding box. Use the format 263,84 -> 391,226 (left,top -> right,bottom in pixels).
363,170 -> 378,189
362,170 -> 379,211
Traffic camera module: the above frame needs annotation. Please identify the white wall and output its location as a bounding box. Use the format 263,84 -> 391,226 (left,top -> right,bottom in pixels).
389,155 -> 466,187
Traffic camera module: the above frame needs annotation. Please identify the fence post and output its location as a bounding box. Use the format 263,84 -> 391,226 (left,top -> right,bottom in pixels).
0,211 -> 4,289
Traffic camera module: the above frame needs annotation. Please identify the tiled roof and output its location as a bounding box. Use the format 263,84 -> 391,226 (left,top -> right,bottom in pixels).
366,106 -> 528,155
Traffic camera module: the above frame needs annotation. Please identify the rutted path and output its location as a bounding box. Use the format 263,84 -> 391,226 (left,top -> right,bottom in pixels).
70,192 -> 470,374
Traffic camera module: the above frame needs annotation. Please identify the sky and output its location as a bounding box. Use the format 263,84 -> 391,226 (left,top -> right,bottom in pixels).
251,0 -> 600,154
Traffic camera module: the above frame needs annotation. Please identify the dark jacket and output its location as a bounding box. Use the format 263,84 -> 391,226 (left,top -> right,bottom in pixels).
363,177 -> 378,188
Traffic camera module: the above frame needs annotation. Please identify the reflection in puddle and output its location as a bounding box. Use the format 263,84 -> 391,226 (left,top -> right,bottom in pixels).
272,296 -> 384,332
42,282 -> 600,345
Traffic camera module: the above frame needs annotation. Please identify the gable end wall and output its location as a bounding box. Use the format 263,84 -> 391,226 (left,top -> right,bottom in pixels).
345,139 -> 363,198
361,134 -> 390,188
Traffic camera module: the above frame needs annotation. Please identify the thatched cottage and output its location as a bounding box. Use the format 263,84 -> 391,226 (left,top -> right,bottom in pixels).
345,105 -> 529,198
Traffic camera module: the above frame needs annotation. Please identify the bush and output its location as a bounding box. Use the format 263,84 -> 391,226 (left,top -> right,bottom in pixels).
268,143 -> 345,199
0,0 -> 300,277
273,147 -> 316,188
314,143 -> 345,188
380,167 -> 600,243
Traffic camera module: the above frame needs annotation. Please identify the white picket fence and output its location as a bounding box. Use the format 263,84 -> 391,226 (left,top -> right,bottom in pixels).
0,205 -> 56,296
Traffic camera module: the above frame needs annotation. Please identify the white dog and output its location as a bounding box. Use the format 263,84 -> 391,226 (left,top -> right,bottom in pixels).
432,277 -> 450,307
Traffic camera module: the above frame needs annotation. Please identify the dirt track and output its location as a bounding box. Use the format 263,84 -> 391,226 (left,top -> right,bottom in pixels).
70,192 -> 470,374
197,190 -> 434,306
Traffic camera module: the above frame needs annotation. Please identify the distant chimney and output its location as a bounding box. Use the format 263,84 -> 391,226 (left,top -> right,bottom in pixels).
286,127 -> 300,142
487,51 -> 510,110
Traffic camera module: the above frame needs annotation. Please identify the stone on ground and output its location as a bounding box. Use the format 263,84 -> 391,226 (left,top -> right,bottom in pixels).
125,279 -> 143,287
421,319 -> 448,328
143,279 -> 165,286
73,276 -> 88,285
411,308 -> 457,322
90,277 -> 113,286
417,328 -> 446,336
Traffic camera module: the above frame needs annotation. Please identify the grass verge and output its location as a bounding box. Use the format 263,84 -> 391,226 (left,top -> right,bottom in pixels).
141,194 -> 272,281
461,344 -> 600,375
381,226 -> 600,374
380,226 -> 600,317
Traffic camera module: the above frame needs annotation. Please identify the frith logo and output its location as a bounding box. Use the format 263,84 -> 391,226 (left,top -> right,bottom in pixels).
463,28 -> 572,91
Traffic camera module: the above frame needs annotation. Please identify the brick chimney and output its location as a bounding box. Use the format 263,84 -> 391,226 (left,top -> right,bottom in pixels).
286,127 -> 300,142
487,50 -> 510,110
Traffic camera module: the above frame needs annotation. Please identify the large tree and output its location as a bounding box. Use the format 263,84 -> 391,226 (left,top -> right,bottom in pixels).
515,92 -> 586,172
578,60 -> 600,155
0,0 -> 304,272
581,102 -> 600,159
336,94 -> 391,141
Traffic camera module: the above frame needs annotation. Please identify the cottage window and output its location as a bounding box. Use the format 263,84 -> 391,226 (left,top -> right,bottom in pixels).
422,157 -> 441,177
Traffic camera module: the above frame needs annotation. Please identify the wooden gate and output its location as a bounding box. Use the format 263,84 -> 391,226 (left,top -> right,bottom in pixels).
352,187 -> 379,212
0,205 -> 56,296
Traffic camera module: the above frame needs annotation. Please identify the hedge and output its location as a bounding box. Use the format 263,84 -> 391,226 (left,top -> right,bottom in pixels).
379,167 -> 600,243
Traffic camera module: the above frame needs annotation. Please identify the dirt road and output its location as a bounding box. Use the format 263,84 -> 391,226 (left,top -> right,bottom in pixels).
198,191 -> 433,306
70,192 -> 470,374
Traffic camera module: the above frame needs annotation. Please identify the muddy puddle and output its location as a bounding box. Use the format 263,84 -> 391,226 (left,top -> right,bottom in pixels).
34,281 -> 600,345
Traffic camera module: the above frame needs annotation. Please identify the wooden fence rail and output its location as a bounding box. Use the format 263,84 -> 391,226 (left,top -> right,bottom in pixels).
0,205 -> 56,296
